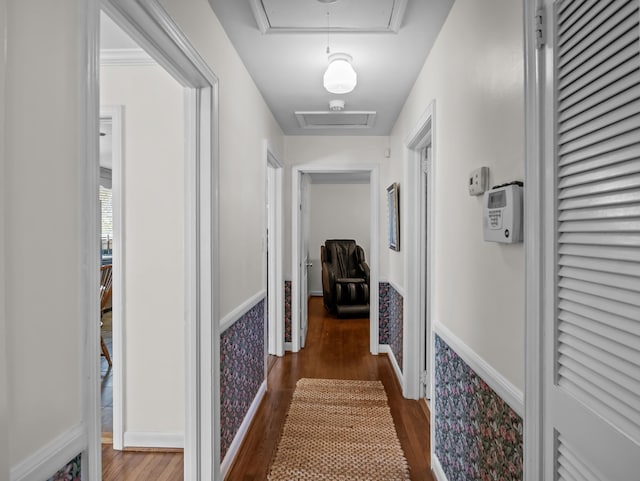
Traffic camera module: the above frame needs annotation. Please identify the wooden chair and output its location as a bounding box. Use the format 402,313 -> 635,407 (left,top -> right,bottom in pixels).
100,264 -> 113,367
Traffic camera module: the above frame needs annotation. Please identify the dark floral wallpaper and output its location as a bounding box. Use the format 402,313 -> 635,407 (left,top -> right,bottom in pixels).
47,454 -> 81,481
379,282 -> 403,370
284,280 -> 292,343
220,299 -> 265,460
434,335 -> 523,481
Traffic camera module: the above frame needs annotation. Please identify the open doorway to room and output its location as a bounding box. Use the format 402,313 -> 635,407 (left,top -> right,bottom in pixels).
99,10 -> 187,456
291,165 -> 380,355
88,2 -> 220,479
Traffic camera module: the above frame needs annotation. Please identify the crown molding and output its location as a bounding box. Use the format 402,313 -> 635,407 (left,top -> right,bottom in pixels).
100,48 -> 156,66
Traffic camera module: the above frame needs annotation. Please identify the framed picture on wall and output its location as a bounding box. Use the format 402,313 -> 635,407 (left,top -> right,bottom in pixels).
387,182 -> 400,251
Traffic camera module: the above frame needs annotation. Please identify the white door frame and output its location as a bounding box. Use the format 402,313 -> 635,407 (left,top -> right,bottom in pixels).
402,101 -> 435,400
523,0 -> 543,477
99,106 -> 125,450
265,142 -> 285,358
291,164 -> 380,354
86,1 -> 220,479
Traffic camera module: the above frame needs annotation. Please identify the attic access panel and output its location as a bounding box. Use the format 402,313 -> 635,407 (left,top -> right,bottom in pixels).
295,111 -> 376,129
251,0 -> 407,33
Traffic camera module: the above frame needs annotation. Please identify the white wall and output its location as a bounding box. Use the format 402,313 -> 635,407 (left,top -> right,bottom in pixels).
389,0 -> 525,389
159,0 -> 285,319
284,136 -> 388,278
5,0 -> 84,466
100,64 -> 186,437
308,183 -> 370,295
0,0 -> 8,477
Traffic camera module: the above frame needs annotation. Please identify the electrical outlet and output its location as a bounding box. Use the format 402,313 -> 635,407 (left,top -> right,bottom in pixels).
469,167 -> 489,196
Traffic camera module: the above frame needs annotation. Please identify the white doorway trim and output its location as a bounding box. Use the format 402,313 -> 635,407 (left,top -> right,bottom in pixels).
266,142 -> 285,358
99,106 -> 125,450
403,101 -> 435,400
87,1 -> 220,479
291,164 -> 380,354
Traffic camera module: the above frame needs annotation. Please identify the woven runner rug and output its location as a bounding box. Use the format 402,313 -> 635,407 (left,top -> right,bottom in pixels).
267,378 -> 411,481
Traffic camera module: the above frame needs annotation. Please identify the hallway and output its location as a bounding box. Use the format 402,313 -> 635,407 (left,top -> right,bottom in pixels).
226,296 -> 433,480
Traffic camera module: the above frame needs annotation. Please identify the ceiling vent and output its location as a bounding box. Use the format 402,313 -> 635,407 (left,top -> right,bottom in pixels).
295,111 -> 376,129
250,0 -> 407,33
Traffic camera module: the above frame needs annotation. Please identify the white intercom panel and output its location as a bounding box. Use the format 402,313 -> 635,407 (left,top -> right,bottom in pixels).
483,183 -> 523,243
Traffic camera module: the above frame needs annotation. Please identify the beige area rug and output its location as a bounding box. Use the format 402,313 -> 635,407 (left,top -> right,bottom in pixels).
267,378 -> 411,481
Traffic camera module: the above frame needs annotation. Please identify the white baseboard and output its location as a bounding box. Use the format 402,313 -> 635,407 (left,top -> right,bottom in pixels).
431,453 -> 448,481
220,290 -> 267,334
284,342 -> 292,352
309,291 -> 322,297
10,423 -> 86,481
123,432 -> 184,449
379,344 -> 403,388
433,320 -> 524,417
220,381 -> 267,478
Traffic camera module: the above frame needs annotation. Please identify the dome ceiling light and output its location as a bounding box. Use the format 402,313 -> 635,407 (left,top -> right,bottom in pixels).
323,53 -> 357,94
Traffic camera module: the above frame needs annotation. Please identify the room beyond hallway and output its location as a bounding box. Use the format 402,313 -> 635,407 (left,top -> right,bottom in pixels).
226,296 -> 433,480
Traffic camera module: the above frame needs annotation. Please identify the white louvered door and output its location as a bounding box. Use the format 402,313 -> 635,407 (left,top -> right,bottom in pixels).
543,0 -> 640,479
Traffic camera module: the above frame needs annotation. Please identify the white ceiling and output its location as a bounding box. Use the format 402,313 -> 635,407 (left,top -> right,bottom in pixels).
208,0 -> 454,135
101,1 -> 454,136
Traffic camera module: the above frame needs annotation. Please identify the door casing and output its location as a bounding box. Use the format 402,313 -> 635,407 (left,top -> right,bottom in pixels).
291,164 -> 380,354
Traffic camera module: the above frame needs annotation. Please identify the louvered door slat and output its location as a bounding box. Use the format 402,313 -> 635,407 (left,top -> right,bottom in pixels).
559,81 -> 640,130
559,172 -> 640,198
558,365 -> 640,440
559,204 -> 640,221
558,99 -> 640,144
558,0 -> 620,51
559,0 -> 637,62
559,232 -> 640,246
559,275 -> 640,304
559,344 -> 640,390
560,218 -> 640,232
559,300 -> 640,342
559,144 -> 640,177
559,189 -> 640,210
559,52 -> 638,109
558,357 -> 640,421
558,244 -> 640,262
559,14 -> 638,90
558,253 -> 640,276
558,435 -> 606,481
559,288 -> 640,320
558,70 -> 640,121
559,125 -> 640,166
559,263 -> 640,289
558,113 -> 640,156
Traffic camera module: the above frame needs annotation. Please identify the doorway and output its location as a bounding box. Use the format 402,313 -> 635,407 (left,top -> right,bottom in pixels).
403,102 -> 434,400
291,165 -> 380,355
98,106 -> 124,448
86,1 -> 220,479
266,143 -> 285,358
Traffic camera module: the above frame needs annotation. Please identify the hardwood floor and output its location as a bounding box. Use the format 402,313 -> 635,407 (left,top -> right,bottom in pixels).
101,296 -> 432,480
102,445 -> 183,481
226,296 -> 433,480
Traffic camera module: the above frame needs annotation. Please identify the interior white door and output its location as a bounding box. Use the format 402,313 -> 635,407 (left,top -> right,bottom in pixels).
299,174 -> 310,348
541,1 -> 640,478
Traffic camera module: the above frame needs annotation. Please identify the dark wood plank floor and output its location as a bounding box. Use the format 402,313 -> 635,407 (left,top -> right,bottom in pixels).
102,445 -> 184,481
226,296 -> 433,480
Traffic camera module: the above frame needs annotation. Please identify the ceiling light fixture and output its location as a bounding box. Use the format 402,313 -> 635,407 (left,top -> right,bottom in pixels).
323,53 -> 357,94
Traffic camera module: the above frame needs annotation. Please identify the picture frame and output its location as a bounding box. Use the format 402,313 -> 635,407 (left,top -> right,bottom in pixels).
387,182 -> 400,251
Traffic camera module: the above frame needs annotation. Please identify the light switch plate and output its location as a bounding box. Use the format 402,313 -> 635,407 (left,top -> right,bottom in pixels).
469,167 -> 489,196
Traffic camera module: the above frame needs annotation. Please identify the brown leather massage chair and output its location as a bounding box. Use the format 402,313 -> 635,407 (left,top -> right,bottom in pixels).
321,239 -> 370,318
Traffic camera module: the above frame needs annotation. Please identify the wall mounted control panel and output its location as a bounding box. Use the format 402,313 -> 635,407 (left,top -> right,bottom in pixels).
483,183 -> 523,243
469,166 -> 489,196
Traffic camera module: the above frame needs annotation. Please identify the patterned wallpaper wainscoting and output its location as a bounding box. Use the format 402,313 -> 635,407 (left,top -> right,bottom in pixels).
220,299 -> 265,459
284,280 -> 292,343
434,335 -> 523,481
378,282 -> 403,371
47,454 -> 81,481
